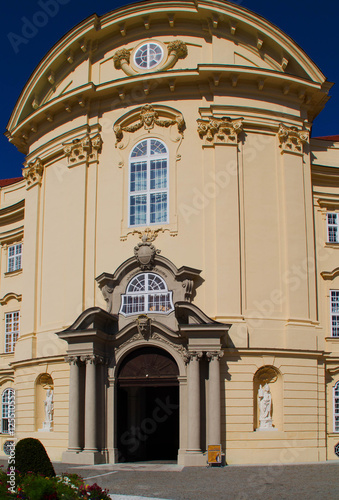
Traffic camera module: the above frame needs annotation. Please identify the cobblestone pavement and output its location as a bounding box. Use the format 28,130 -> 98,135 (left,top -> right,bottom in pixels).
51,461 -> 339,500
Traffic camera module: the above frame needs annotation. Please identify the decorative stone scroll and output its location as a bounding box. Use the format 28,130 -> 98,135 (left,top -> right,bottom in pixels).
278,124 -> 309,154
63,133 -> 102,165
113,40 -> 188,76
114,104 -> 185,146
197,117 -> 243,146
134,233 -> 161,270
22,158 -> 44,187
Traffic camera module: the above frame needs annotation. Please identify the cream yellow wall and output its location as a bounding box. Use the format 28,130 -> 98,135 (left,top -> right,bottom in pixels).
1,0 -> 338,465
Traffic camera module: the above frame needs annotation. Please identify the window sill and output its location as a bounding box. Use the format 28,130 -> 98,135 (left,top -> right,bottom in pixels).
325,242 -> 339,249
326,337 -> 339,342
4,269 -> 22,277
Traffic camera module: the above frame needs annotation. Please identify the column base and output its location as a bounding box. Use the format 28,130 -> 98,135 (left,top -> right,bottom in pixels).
62,450 -> 106,465
107,448 -> 120,464
182,451 -> 207,466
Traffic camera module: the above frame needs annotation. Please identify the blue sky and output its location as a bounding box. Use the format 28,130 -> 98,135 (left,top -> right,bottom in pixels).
1,0 -> 338,179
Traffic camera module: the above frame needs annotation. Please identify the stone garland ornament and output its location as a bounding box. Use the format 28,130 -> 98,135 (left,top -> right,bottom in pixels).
197,117 -> 243,145
278,124 -> 309,154
113,40 -> 188,76
114,104 -> 185,146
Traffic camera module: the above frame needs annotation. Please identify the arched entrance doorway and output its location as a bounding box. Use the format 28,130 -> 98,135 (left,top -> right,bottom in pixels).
117,346 -> 179,462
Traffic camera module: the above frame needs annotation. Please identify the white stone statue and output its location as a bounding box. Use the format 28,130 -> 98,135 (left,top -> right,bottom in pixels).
43,389 -> 54,431
258,383 -> 273,430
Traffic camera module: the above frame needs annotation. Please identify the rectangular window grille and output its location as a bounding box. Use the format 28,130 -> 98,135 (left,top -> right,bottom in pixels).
327,213 -> 339,243
7,243 -> 22,272
334,384 -> 339,432
5,312 -> 20,353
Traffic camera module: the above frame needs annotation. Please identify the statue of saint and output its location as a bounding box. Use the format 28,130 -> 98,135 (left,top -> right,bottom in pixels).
44,389 -> 54,425
258,383 -> 272,429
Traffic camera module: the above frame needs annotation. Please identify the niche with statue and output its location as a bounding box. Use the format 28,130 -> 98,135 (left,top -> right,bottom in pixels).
253,366 -> 282,431
35,373 -> 54,432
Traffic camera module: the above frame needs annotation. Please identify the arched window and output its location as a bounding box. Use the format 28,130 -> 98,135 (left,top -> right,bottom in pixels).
129,139 -> 169,227
334,381 -> 339,432
120,272 -> 174,316
1,388 -> 14,434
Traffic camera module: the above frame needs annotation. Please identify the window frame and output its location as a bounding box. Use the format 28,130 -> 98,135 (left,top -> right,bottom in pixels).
133,42 -> 164,70
327,213 -> 339,243
120,272 -> 174,316
128,138 -> 169,228
1,388 -> 14,435
5,311 -> 20,354
7,243 -> 22,273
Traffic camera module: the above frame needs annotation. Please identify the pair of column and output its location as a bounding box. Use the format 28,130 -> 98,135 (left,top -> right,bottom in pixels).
186,350 -> 224,452
67,355 -> 103,453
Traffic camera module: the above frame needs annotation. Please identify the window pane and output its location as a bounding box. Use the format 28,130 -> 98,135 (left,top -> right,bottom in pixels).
148,44 -> 163,68
148,273 -> 166,291
130,162 -> 147,192
7,244 -> 22,272
328,213 -> 339,243
150,193 -> 167,224
150,139 -> 167,155
131,140 -> 148,157
130,195 -> 147,226
148,293 -> 172,312
127,274 -> 146,293
134,46 -> 148,68
150,160 -> 167,190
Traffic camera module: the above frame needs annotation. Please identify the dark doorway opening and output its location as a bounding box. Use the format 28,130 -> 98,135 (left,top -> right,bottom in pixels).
117,347 -> 179,462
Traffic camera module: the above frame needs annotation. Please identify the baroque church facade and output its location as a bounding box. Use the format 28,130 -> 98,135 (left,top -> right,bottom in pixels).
1,0 -> 339,465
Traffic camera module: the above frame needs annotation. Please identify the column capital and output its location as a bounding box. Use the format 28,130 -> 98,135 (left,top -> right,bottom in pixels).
80,354 -> 105,365
206,350 -> 224,361
187,351 -> 203,362
65,355 -> 79,365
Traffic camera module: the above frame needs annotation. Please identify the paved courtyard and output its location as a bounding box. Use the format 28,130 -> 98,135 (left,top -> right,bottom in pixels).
52,461 -> 339,500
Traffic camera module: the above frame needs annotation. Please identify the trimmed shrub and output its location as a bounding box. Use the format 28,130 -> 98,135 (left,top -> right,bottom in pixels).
15,438 -> 55,477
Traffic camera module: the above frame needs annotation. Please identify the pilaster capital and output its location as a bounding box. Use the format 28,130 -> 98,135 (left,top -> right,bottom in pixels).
206,350 -> 224,362
63,133 -> 102,166
278,123 -> 309,154
197,117 -> 243,146
22,158 -> 44,188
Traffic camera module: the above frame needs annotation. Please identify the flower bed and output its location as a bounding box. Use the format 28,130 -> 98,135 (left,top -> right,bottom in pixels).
0,467 -> 111,499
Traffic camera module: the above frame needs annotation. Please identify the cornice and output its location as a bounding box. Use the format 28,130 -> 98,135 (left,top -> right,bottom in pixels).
0,293 -> 22,306
0,200 -> 25,227
6,0 -> 327,138
7,66 -> 326,154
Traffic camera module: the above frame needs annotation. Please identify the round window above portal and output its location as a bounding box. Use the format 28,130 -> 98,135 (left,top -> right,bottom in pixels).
133,42 -> 164,70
